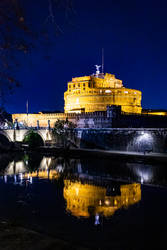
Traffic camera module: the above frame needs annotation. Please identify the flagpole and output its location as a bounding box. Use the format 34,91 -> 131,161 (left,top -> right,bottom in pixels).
102,48 -> 104,74
26,100 -> 28,127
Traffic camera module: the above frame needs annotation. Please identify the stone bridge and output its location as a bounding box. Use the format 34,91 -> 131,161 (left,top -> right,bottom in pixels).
0,128 -> 53,145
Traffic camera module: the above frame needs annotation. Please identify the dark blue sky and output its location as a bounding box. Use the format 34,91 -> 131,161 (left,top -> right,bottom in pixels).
6,0 -> 167,114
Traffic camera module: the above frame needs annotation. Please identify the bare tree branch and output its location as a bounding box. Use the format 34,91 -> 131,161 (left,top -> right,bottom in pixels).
0,0 -> 74,110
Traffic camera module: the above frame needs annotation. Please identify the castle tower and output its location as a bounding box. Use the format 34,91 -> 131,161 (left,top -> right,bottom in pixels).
64,72 -> 142,114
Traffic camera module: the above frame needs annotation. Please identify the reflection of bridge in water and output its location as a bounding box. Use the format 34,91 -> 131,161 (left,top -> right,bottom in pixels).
2,156 -> 155,185
3,155 -> 163,221
2,157 -> 142,219
3,156 -> 62,183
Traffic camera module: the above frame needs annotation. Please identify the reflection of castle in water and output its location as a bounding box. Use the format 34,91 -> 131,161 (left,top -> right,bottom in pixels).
63,180 -> 141,218
2,157 -> 141,219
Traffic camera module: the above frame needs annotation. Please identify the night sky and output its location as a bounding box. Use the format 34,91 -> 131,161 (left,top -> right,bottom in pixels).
6,0 -> 167,114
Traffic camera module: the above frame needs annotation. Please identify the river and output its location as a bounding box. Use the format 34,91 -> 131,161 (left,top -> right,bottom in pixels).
0,153 -> 167,249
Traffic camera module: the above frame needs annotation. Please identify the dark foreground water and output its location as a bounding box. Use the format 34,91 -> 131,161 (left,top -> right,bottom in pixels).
0,153 -> 167,249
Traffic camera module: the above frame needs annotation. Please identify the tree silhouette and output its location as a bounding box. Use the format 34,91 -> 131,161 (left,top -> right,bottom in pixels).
52,119 -> 76,148
23,130 -> 44,148
0,0 -> 74,108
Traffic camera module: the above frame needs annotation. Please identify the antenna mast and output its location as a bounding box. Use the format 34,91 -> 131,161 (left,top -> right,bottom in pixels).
102,48 -> 104,74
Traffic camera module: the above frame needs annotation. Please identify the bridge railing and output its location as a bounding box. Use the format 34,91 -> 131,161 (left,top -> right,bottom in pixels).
0,126 -> 51,130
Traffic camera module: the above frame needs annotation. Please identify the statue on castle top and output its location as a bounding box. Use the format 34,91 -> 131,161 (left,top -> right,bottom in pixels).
95,65 -> 101,75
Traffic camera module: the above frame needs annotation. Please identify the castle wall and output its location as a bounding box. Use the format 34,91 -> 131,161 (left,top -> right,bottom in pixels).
12,105 -> 167,129
64,88 -> 141,113
77,128 -> 167,153
12,113 -> 77,127
64,73 -> 142,114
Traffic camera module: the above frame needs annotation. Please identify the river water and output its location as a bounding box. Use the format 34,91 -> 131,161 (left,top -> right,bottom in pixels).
0,153 -> 167,249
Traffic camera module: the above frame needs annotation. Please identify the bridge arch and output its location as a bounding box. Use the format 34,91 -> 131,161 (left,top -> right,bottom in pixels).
23,130 -> 45,146
0,131 -> 12,142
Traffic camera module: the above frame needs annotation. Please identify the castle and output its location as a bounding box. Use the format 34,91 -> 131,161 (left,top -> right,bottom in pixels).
12,67 -> 167,128
64,71 -> 141,114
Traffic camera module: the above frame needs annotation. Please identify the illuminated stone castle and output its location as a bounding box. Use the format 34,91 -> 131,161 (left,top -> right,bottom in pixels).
64,71 -> 142,114
12,69 -> 143,127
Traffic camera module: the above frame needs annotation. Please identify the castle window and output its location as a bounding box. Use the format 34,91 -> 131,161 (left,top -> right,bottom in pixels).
69,85 -> 71,88
83,83 -> 85,87
78,83 -> 80,87
105,90 -> 111,93
73,84 -> 75,88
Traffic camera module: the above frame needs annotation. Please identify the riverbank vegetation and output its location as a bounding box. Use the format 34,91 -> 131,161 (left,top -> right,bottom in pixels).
23,130 -> 44,148
52,119 -> 77,148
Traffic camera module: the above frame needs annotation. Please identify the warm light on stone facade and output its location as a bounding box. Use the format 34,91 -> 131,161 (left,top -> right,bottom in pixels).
142,110 -> 167,116
63,180 -> 141,218
64,73 -> 142,114
12,112 -> 67,128
12,71 -> 167,128
12,71 -> 142,127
